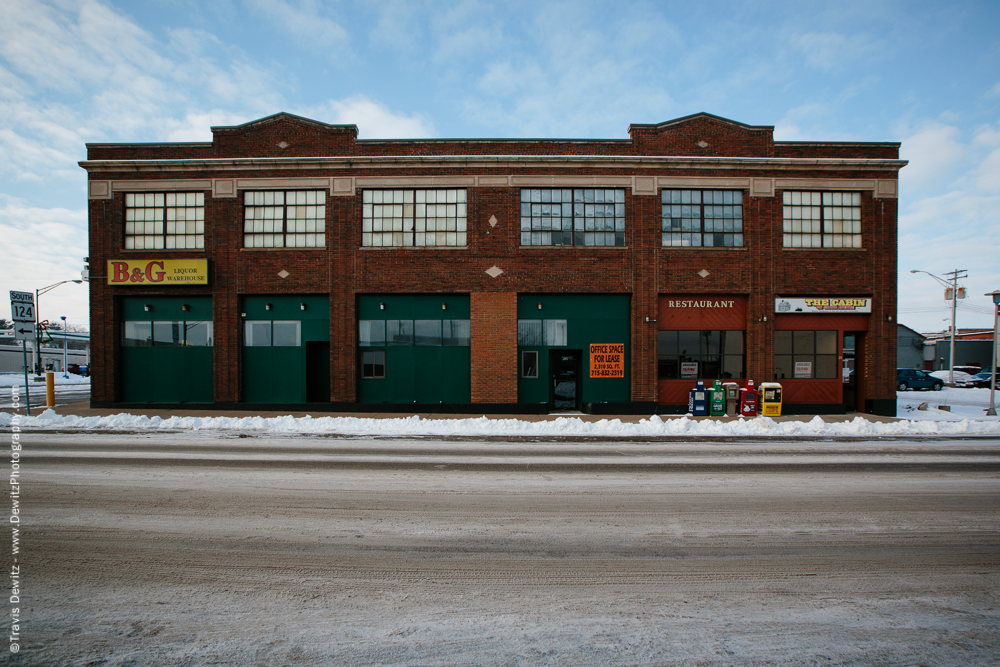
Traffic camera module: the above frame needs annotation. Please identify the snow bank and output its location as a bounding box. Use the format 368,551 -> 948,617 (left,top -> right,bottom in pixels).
0,373 -> 90,387
1,409 -> 998,437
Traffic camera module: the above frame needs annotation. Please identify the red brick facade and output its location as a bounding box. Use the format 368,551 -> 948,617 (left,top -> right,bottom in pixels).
81,112 -> 904,415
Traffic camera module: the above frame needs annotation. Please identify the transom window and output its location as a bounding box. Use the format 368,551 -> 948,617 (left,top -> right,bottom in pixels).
358,319 -> 471,346
243,320 -> 301,347
125,193 -> 204,249
520,189 -> 625,247
362,189 -> 467,247
782,191 -> 861,248
661,190 -> 743,247
123,320 -> 213,347
244,191 -> 326,248
517,320 -> 568,346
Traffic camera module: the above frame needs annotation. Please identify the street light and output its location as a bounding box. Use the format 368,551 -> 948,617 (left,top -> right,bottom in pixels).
986,290 -> 1000,417
910,269 -> 967,386
34,279 -> 83,375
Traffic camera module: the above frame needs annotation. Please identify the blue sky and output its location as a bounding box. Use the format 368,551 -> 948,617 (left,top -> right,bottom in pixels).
1,0 -> 998,334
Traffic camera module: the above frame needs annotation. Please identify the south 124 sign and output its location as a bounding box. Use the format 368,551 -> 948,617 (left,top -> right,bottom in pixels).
590,343 -> 624,378
9,291 -> 35,322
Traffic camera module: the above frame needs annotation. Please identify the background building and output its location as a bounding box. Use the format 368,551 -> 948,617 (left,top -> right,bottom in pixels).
81,112 -> 905,415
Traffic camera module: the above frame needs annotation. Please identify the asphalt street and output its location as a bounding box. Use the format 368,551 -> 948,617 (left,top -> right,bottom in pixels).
12,432 -> 1000,666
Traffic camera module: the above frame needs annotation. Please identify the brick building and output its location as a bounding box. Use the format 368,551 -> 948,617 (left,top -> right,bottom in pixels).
80,112 -> 905,415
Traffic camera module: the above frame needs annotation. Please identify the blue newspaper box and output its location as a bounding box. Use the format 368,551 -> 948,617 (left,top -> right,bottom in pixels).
688,380 -> 709,416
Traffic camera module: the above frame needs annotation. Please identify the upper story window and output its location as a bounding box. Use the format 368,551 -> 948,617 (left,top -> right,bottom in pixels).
244,191 -> 326,248
362,189 -> 467,247
125,193 -> 204,249
520,188 -> 625,247
662,190 -> 743,247
782,191 -> 861,248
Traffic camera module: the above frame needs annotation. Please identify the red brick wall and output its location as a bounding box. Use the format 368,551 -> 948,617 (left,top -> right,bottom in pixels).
84,113 -> 902,410
470,292 -> 517,403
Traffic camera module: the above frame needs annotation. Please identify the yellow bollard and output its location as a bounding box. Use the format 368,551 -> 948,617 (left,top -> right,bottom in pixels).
46,371 -> 55,407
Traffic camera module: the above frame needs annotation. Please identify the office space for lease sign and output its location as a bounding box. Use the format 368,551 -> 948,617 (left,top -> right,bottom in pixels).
590,343 -> 625,378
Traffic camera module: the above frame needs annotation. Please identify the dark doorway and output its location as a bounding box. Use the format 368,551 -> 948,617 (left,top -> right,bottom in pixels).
549,350 -> 581,411
306,341 -> 331,403
842,332 -> 865,412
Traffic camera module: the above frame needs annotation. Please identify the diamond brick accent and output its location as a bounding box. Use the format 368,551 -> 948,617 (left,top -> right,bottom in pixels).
485,266 -> 504,278
698,269 -> 710,278
489,215 -> 498,227
278,270 -> 290,279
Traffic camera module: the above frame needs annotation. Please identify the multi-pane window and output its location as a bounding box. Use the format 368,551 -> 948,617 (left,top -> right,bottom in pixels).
123,320 -> 213,347
661,190 -> 743,247
358,319 -> 471,346
244,321 -> 301,347
517,320 -> 568,346
125,193 -> 204,249
657,330 -> 744,380
773,330 -> 838,379
362,189 -> 467,247
520,189 -> 625,247
244,191 -> 326,248
782,192 -> 861,248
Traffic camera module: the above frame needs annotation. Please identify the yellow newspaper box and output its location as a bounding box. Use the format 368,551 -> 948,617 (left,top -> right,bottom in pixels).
760,382 -> 782,417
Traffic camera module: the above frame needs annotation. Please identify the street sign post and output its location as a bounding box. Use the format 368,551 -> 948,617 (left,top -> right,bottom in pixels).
9,291 -> 34,415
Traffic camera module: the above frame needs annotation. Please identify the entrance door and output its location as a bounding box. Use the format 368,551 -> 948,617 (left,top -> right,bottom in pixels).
550,350 -> 581,411
305,341 -> 330,403
842,332 -> 864,412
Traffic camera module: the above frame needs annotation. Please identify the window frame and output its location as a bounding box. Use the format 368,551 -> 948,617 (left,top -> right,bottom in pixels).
520,188 -> 626,247
782,191 -> 862,249
124,192 -> 205,250
243,190 -> 327,249
661,189 -> 744,248
521,350 -> 539,378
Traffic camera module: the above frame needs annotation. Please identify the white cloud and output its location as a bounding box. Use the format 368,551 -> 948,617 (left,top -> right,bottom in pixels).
898,124 -> 968,193
791,31 -> 883,71
0,195 -> 89,327
306,96 -> 436,139
243,0 -> 351,56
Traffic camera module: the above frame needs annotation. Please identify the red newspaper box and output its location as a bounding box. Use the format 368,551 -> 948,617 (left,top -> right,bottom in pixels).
740,380 -> 758,417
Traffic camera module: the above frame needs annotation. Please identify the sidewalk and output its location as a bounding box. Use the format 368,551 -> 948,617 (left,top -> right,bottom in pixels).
44,401 -> 905,424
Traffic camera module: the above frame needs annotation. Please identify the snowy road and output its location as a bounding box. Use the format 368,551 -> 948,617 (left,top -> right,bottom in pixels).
16,433 -> 1000,666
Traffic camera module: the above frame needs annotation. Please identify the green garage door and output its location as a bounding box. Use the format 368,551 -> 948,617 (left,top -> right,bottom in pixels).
120,296 -> 214,403
357,295 -> 471,404
517,294 -> 630,409
242,296 -> 330,404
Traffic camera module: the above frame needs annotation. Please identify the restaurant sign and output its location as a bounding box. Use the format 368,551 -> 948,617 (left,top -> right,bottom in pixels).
775,297 -> 871,314
107,259 -> 209,286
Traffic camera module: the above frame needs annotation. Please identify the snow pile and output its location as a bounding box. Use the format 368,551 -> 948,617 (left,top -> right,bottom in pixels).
0,373 -> 90,387
1,409 -> 998,437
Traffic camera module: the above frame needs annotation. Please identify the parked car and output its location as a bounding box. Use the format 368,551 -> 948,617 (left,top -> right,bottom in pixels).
953,365 -> 982,376
896,368 -> 944,391
67,363 -> 90,377
967,372 -> 996,388
929,370 -> 976,387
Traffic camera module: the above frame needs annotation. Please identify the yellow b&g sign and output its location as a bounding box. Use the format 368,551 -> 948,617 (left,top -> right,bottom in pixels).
107,259 -> 208,286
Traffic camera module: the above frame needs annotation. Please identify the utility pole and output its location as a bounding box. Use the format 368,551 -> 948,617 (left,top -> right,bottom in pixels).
910,269 -> 967,386
987,290 -> 1000,417
942,269 -> 967,386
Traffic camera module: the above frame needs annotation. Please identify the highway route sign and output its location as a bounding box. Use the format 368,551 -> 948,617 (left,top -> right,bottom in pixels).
10,291 -> 35,323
